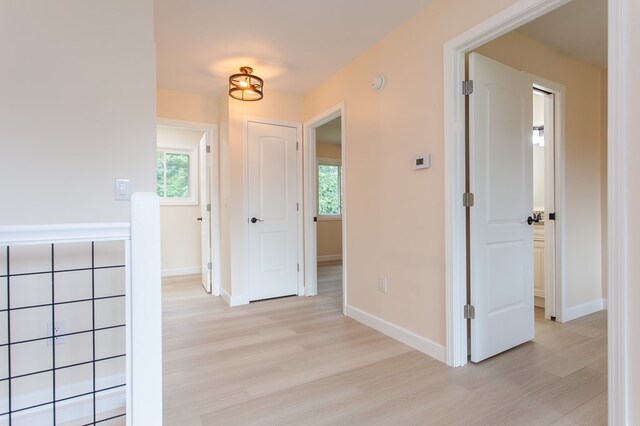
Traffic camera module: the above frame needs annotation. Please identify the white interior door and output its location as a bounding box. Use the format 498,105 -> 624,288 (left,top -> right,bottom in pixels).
469,53 -> 534,362
199,133 -> 211,293
247,122 -> 299,301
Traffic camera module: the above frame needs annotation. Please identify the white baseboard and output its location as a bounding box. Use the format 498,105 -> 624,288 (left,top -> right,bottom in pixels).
345,305 -> 446,363
161,266 -> 201,277
317,254 -> 342,263
221,288 -> 249,307
10,383 -> 124,424
564,298 -> 605,322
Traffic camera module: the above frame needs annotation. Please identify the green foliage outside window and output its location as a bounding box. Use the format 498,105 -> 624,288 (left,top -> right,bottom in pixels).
318,164 -> 341,216
157,151 -> 191,198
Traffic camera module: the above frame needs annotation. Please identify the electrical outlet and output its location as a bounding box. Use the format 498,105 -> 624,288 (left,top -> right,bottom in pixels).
46,321 -> 68,346
378,276 -> 388,294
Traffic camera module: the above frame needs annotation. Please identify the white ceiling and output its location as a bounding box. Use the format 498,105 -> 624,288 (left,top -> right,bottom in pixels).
517,0 -> 607,69
155,0 -> 607,99
154,0 -> 432,97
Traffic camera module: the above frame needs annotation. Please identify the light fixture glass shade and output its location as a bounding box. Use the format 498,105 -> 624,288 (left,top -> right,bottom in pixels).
228,66 -> 264,101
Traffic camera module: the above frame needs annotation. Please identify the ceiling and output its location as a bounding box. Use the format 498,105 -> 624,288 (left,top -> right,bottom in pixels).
154,0 -> 433,97
155,0 -> 607,99
517,0 -> 607,69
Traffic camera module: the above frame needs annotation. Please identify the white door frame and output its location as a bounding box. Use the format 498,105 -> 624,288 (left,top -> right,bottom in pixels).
302,102 -> 347,312
242,117 -> 304,299
157,118 -> 222,296
444,0 -> 629,422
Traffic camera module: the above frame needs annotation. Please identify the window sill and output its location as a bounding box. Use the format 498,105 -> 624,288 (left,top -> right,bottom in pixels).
318,216 -> 342,222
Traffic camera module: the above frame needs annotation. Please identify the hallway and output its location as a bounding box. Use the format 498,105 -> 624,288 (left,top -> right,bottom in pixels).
162,266 -> 606,425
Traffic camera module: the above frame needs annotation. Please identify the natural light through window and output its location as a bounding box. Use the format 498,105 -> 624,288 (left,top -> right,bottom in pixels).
317,158 -> 342,219
156,148 -> 197,204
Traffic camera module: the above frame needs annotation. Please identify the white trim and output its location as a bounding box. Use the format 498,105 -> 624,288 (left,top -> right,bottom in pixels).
0,222 -> 131,245
563,299 -> 605,322
444,0 -> 586,368
220,287 -> 249,307
161,266 -> 201,277
156,118 -> 222,297
303,102 -> 347,311
346,305 -> 446,363
608,0 -> 629,423
242,117 -> 304,301
317,255 -> 343,263
130,192 -> 162,425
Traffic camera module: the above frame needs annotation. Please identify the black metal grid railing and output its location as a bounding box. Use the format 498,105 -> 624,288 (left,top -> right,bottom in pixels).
0,242 -> 126,425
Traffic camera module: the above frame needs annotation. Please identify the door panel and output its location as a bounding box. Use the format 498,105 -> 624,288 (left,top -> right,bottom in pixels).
248,122 -> 298,301
469,53 -> 534,362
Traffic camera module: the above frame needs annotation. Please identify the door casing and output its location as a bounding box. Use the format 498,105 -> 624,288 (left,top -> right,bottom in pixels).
302,103 -> 347,313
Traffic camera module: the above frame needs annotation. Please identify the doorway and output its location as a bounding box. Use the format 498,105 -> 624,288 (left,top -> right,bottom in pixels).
445,0 -> 610,369
303,103 -> 347,312
156,119 -> 221,296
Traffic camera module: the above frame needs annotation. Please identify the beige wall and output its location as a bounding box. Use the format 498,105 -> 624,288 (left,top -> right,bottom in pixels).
475,31 -> 604,311
221,91 -> 304,299
600,69 -> 608,302
0,1 -> 156,225
156,125 -> 205,275
316,142 -> 343,259
304,0 -> 520,345
627,0 -> 640,420
157,88 -> 219,124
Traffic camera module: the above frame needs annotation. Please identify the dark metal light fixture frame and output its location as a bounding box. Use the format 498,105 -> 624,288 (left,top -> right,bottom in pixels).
228,66 -> 264,101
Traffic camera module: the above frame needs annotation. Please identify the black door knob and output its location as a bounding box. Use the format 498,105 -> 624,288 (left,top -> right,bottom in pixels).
526,216 -> 539,225
197,217 -> 203,221
250,217 -> 264,224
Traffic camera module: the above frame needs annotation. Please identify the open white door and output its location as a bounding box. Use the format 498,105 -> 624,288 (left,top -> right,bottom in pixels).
199,133 -> 212,293
247,121 -> 299,301
469,53 -> 534,362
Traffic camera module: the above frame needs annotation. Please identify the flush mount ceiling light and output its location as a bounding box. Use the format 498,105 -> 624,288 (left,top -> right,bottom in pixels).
228,66 -> 264,101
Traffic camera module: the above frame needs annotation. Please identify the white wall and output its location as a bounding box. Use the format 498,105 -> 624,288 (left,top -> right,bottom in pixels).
532,93 -> 545,212
157,125 -> 205,276
0,1 -> 156,225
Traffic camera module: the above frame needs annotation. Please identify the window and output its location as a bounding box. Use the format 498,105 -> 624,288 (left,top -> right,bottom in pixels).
317,157 -> 342,219
156,147 -> 197,205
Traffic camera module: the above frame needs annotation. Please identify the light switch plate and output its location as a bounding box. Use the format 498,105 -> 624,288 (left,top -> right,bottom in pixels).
115,178 -> 131,201
413,154 -> 431,170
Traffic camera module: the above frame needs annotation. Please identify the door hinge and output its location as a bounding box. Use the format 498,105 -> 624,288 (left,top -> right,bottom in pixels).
206,145 -> 211,153
462,80 -> 474,96
207,262 -> 212,270
463,192 -> 475,207
297,263 -> 300,272
548,212 -> 556,220
297,202 -> 299,211
296,141 -> 299,151
464,304 -> 475,319
206,203 -> 211,212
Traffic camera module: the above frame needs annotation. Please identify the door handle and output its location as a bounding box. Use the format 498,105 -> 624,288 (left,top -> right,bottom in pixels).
250,217 -> 264,224
197,217 -> 203,221
526,215 -> 539,225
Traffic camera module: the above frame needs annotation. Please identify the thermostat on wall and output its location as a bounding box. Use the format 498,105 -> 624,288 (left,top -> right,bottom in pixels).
413,154 -> 431,170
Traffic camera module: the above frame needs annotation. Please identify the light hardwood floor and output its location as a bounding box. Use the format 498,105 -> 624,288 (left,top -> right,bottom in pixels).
162,264 -> 607,425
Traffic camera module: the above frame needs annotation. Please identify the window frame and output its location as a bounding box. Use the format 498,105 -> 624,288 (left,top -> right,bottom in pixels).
156,146 -> 198,206
316,156 -> 342,221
